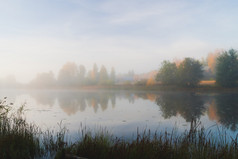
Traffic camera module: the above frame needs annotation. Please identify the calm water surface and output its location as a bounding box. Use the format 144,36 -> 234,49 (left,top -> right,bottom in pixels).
1,89 -> 238,140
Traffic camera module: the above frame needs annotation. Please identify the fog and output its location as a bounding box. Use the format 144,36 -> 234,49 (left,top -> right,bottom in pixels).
1,0 -> 238,83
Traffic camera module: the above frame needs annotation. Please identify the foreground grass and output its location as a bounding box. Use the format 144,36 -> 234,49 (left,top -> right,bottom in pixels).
59,128 -> 238,159
1,99 -> 238,159
0,98 -> 68,159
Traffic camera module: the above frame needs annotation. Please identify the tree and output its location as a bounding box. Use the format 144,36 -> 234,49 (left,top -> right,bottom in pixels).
79,65 -> 86,78
30,71 -> 56,88
110,67 -> 116,85
58,62 -> 79,87
146,76 -> 156,86
87,63 -> 99,85
86,70 -> 93,85
207,50 -> 221,75
202,50 -> 222,80
92,63 -> 99,84
156,61 -> 177,85
78,65 -> 86,85
216,49 -> 238,87
99,65 -> 109,85
177,58 -> 203,87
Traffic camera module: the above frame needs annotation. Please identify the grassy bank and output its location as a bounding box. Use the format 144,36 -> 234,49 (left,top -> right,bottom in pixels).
0,98 -> 68,159
1,99 -> 238,159
58,127 -> 238,159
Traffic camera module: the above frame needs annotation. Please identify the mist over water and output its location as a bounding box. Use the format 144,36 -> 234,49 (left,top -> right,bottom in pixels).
1,89 -> 238,140
1,1 -> 238,158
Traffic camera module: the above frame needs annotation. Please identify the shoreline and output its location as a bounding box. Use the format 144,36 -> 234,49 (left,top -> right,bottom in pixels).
3,84 -> 238,93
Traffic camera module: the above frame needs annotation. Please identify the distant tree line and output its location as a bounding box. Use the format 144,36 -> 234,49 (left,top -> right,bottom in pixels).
29,49 -> 238,88
156,49 -> 238,87
30,63 -> 116,88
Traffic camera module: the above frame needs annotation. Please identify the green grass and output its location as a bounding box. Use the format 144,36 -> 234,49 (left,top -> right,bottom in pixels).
1,98 -> 238,159
0,98 -> 67,159
0,101 -> 42,158
59,127 -> 238,159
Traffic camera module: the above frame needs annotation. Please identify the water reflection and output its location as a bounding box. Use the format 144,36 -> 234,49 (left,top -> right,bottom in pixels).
156,92 -> 206,122
21,90 -> 238,131
57,92 -> 87,115
215,94 -> 238,131
57,91 -> 117,115
30,90 -> 56,107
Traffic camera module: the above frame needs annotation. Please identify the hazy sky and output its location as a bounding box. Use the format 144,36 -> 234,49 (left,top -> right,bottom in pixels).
1,0 -> 238,82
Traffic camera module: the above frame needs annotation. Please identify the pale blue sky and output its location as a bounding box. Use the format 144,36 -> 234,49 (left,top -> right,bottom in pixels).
0,0 -> 238,82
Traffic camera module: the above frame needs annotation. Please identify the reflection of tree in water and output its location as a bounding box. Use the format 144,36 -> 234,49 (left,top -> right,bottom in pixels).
215,94 -> 238,131
86,98 -> 99,113
58,92 -> 87,115
86,93 -> 108,112
85,92 -> 117,112
78,96 -> 87,112
156,93 -> 205,122
99,94 -> 109,111
146,94 -> 157,102
111,94 -> 116,108
117,92 -> 158,104
117,92 -> 135,104
30,91 -> 56,107
206,98 -> 220,121
133,92 -> 157,102
134,93 -> 148,100
58,91 -> 116,115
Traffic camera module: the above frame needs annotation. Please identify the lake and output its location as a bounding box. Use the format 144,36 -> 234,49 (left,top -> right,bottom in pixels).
1,89 -> 238,140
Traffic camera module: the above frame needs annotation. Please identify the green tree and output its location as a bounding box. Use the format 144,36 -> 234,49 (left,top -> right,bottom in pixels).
215,49 -> 238,87
156,61 -> 177,85
177,58 -> 203,87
